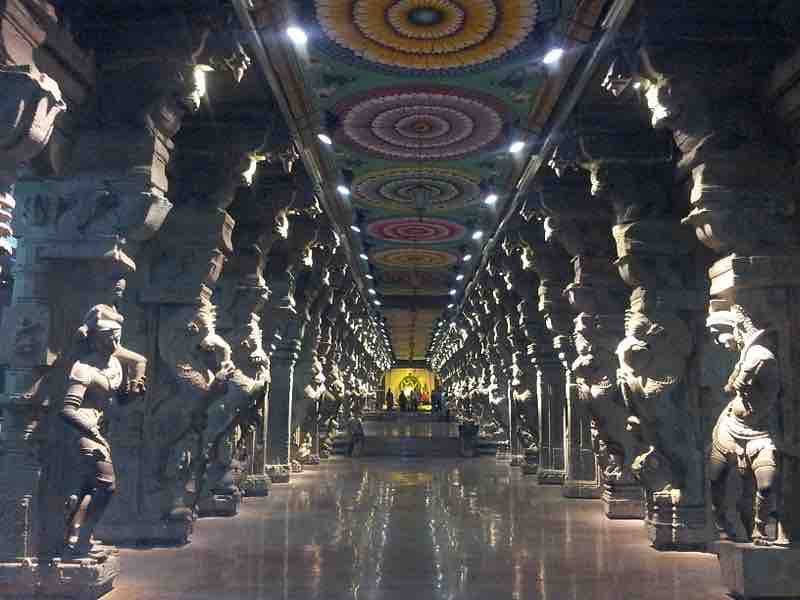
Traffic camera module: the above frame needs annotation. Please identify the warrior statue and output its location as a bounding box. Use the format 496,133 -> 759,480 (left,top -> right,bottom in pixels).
706,306 -> 790,546
61,304 -> 143,557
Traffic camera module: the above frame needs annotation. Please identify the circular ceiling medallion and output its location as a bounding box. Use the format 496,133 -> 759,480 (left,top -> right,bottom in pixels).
371,248 -> 458,269
314,0 -> 540,73
367,217 -> 465,243
379,270 -> 452,295
353,168 -> 482,212
336,86 -> 506,160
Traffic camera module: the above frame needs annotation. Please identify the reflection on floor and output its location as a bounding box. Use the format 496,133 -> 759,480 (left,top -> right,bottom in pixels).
107,458 -> 727,600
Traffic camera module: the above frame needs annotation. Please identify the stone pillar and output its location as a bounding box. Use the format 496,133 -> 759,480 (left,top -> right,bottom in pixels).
622,6 -> 800,584
535,164 -> 644,514
291,219 -> 338,466
517,215 -> 572,485
262,176 -> 320,481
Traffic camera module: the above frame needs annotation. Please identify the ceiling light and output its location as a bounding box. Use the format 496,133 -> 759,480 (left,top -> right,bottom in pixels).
462,254 -> 472,262
368,288 -> 376,295
633,81 -> 642,90
472,230 -> 483,240
286,26 -> 308,45
337,185 -> 350,196
365,274 -> 374,280
484,193 -> 498,205
449,289 -> 457,296
374,300 -> 381,306
509,141 -> 525,154
543,47 -> 564,65
317,133 -> 333,145
350,225 -> 361,233
456,274 -> 464,281
359,253 -> 368,260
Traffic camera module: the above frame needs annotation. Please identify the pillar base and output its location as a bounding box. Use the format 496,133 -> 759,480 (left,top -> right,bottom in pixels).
197,490 -> 242,517
0,551 -> 119,599
563,479 -> 602,499
521,462 -> 539,476
717,541 -> 800,599
300,454 -> 321,465
537,469 -> 565,485
510,454 -> 525,467
241,474 -> 272,497
266,465 -> 291,484
603,482 -> 645,519
645,497 -> 708,550
96,517 -> 193,547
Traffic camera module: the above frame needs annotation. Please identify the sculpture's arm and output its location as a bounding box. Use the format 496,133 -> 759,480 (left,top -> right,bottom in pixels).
60,364 -> 107,446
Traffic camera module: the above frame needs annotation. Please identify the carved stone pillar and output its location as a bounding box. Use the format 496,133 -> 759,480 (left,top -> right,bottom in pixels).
532,165 -> 643,514
589,157 -> 709,548
216,241 -> 271,499
262,176 -> 320,481
517,214 -> 572,485
502,235 -> 542,474
623,7 -> 800,584
292,220 -> 338,466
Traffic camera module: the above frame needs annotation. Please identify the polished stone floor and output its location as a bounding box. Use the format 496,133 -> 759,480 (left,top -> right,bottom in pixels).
107,458 -> 728,600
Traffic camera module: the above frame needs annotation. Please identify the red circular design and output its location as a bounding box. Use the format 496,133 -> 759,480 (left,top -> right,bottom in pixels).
366,217 -> 465,243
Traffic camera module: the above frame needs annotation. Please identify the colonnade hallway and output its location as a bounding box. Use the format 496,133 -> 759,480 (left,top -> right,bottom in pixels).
107,458 -> 725,600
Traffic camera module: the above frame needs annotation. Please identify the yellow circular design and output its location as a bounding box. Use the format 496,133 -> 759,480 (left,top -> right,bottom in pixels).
316,0 -> 539,71
371,248 -> 458,269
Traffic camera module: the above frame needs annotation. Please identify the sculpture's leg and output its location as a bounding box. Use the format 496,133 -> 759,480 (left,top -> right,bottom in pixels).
709,443 -> 736,540
752,460 -> 778,545
71,459 -> 115,556
738,474 -> 755,542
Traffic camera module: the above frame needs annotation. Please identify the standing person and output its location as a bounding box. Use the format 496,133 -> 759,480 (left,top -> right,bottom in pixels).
399,389 -> 408,412
411,389 -> 420,412
432,388 -> 442,415
385,389 -> 394,411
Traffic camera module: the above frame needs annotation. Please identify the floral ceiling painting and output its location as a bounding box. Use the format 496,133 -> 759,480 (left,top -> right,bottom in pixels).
299,0 -> 578,359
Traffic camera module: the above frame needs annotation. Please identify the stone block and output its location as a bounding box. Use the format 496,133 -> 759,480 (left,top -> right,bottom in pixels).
563,479 -> 602,499
602,482 -> 645,519
717,542 -> 800,599
197,492 -> 242,518
0,551 -> 119,599
241,474 -> 272,497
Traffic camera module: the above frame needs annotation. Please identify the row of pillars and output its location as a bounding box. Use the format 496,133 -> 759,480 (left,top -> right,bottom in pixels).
0,2 -> 390,597
432,5 -> 800,596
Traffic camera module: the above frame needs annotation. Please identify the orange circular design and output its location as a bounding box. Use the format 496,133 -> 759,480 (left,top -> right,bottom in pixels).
371,248 -> 458,269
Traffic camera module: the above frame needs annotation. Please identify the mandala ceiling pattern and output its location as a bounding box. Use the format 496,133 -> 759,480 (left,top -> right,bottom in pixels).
315,0 -> 544,73
304,0 -> 572,359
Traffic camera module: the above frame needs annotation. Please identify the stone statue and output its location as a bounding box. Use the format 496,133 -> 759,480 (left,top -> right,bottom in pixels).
706,306 -> 790,546
61,304 -> 142,557
319,364 -> 345,457
616,298 -> 704,516
510,351 -> 539,472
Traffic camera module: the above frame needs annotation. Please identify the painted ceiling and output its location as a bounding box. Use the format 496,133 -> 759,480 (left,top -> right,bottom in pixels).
298,0 -> 578,360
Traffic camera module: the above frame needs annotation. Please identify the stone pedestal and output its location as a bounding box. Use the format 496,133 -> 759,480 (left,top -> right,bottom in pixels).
0,552 -> 119,599
266,465 -> 291,484
717,542 -> 800,599
197,491 -> 242,518
602,481 -> 645,519
645,497 -> 707,550
241,474 -> 272,497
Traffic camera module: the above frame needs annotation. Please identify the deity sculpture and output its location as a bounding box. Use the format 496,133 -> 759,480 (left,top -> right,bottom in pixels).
319,364 -> 345,457
706,306 -> 790,546
616,302 -> 702,509
510,351 -> 539,471
61,304 -> 143,557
